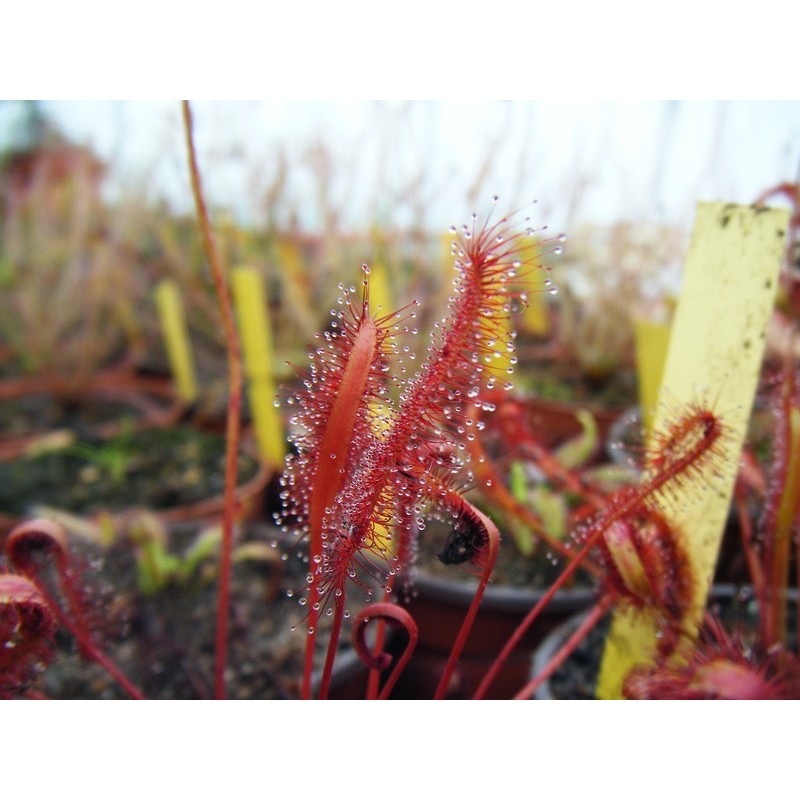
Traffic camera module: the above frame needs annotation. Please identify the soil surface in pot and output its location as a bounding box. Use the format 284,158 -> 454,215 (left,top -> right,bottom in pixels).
0,426 -> 261,518
9,524 -> 363,699
411,515 -> 596,593
388,516 -> 598,700
544,613 -> 610,700
542,589 -> 796,699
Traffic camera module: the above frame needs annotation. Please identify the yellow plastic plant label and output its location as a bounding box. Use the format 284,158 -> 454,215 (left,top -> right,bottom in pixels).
520,239 -> 550,337
596,202 -> 788,699
633,318 -> 671,433
367,261 -> 393,317
275,239 -> 316,339
522,289 -> 550,337
232,266 -> 286,468
154,279 -> 198,403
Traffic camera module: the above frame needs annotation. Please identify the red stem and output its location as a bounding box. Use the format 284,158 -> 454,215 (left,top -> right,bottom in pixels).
472,425 -> 722,701
182,101 -> 243,700
16,568 -> 144,699
353,603 -> 418,700
366,576 -> 397,700
473,531 -> 598,700
513,597 -> 612,700
316,593 -> 346,700
434,504 -> 500,700
6,520 -> 145,699
734,483 -> 766,610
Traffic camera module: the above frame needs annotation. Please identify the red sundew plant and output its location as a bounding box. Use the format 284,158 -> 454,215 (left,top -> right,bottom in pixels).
619,355 -> 800,700
623,611 -> 800,700
279,201 -> 564,698
279,196 -> 742,700
490,399 -> 731,700
182,102 -> 244,700
0,573 -> 57,698
4,519 -> 144,699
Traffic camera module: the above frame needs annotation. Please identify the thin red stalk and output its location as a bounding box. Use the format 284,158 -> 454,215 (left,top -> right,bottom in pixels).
474,406 -> 725,699
513,596 -> 613,700
353,603 -> 417,700
7,520 -> 145,699
316,593 -> 346,700
182,101 -> 243,700
33,578 -> 145,700
734,483 -> 767,610
768,404 -> 800,650
366,577 -> 397,700
433,503 -> 499,700
365,624 -> 387,700
365,501 -> 418,699
473,528 -> 596,700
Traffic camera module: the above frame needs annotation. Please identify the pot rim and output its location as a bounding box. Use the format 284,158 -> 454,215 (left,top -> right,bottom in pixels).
408,567 -> 598,613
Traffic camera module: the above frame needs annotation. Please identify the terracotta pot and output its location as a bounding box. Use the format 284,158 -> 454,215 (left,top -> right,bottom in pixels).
389,569 -> 596,699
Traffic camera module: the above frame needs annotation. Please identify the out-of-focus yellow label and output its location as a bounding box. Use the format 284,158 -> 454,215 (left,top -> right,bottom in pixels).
232,266 -> 286,468
155,280 -> 198,403
596,203 -> 788,699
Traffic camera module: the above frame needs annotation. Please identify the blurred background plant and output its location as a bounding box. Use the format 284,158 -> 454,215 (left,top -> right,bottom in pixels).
2,100 -> 796,396
554,221 -> 683,381
0,103 -> 152,391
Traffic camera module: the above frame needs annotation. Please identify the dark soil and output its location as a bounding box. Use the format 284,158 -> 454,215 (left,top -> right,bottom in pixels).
9,524 -> 362,700
544,613 -> 610,700
0,425 -> 261,518
541,588 -> 796,699
413,513 -> 596,593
